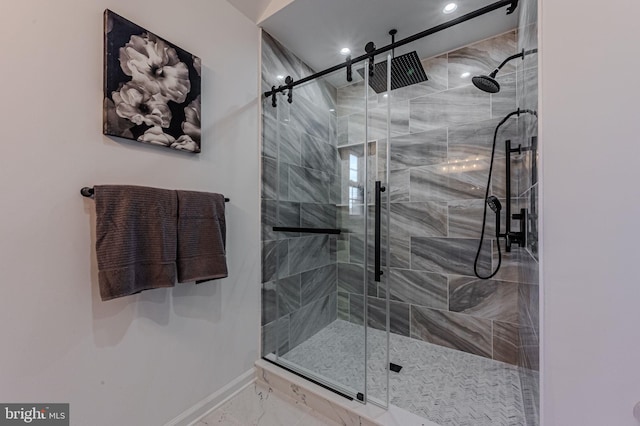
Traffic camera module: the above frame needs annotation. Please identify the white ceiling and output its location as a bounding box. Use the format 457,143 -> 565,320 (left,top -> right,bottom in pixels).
260,0 -> 518,86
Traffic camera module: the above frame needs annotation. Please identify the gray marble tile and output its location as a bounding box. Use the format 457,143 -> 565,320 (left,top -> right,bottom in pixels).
337,262 -> 365,295
262,200 -> 301,240
380,268 -> 448,309
329,235 -> 337,263
493,245 -> 539,285
337,234 -> 349,263
390,201 -> 448,239
338,292 -> 349,320
519,342 -> 540,372
262,315 -> 290,356
409,85 -> 491,133
448,31 -> 517,90
493,321 -> 519,365
336,80 -> 377,117
288,235 -> 330,275
349,294 -> 364,326
410,306 -> 492,358
337,116 -> 349,146
390,169 -> 410,202
288,165 -> 329,203
278,274 -> 301,317
519,283 -> 539,335
262,32 -> 336,113
518,67 -> 538,114
262,156 -> 277,200
262,281 -> 277,325
262,115 -> 277,159
492,72 -> 517,118
411,237 -> 492,276
300,203 -> 336,229
262,239 -> 288,283
292,96 -> 331,142
388,128 -> 447,170
416,54 -> 448,96
348,234 -> 364,265
337,206 -> 365,234
448,199 -> 496,239
301,132 -> 338,173
367,297 -> 410,337
278,162 -> 289,200
447,116 -> 517,161
449,275 -> 519,323
369,100 -> 410,140
409,161 -> 491,202
301,264 -> 337,305
390,235 -> 411,269
289,294 -> 337,349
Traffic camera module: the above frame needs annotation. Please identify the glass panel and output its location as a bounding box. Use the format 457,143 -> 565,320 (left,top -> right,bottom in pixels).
364,55 -> 391,408
260,42 -> 369,399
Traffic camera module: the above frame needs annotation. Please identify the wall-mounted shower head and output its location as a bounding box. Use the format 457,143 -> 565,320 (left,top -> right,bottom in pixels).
473,48 -> 538,93
472,72 -> 500,93
486,195 -> 502,213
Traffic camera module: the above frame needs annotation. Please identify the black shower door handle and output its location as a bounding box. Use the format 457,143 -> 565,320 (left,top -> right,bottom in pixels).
375,181 -> 386,282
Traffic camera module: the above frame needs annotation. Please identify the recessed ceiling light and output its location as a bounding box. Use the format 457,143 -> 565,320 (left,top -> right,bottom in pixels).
461,72 -> 471,78
443,3 -> 458,14
340,47 -> 351,56
277,75 -> 285,80
383,94 -> 389,98
329,109 -> 335,112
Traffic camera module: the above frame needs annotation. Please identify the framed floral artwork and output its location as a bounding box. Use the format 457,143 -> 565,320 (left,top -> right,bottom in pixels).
103,10 -> 201,153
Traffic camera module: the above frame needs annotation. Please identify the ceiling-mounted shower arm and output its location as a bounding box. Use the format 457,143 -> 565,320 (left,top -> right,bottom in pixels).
389,29 -> 397,59
346,55 -> 353,82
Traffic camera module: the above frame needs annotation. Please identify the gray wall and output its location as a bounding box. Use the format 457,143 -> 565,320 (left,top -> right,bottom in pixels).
335,31 -> 539,367
261,32 -> 340,356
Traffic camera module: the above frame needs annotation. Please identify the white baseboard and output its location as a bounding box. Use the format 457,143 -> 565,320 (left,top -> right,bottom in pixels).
164,368 -> 256,426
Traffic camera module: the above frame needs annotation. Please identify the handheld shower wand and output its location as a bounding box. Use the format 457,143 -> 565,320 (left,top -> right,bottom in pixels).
473,108 -> 537,280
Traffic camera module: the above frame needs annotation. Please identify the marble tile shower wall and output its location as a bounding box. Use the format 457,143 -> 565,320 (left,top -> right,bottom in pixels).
335,31 -> 539,367
261,32 -> 340,356
516,0 -> 540,424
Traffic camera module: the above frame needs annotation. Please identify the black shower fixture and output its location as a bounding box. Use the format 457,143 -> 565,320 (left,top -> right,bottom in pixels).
486,196 -> 502,213
264,0 -> 521,106
358,30 -> 428,94
473,108 -> 537,280
472,48 -> 538,93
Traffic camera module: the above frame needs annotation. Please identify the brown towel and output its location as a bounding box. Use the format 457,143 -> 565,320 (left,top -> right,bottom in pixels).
176,190 -> 228,283
95,185 -> 177,301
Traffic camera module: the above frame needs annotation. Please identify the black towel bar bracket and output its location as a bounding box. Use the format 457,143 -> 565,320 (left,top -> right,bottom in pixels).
80,187 -> 230,202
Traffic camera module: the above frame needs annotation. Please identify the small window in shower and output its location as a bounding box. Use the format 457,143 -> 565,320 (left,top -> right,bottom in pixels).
348,153 -> 363,215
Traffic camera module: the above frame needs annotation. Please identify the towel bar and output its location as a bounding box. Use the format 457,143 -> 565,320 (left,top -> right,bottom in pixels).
80,187 -> 230,202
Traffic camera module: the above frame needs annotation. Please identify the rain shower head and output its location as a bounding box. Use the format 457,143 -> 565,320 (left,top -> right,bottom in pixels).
357,51 -> 428,94
486,195 -> 502,213
472,73 -> 501,94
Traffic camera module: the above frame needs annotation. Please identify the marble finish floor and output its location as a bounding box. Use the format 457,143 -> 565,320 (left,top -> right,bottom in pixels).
197,381 -> 340,426
282,320 -> 534,426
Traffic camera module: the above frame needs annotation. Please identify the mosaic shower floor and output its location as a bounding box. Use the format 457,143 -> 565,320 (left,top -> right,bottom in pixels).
282,320 -> 534,426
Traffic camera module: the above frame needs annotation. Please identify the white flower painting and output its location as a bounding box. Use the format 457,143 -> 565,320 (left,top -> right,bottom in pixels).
103,10 -> 202,153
